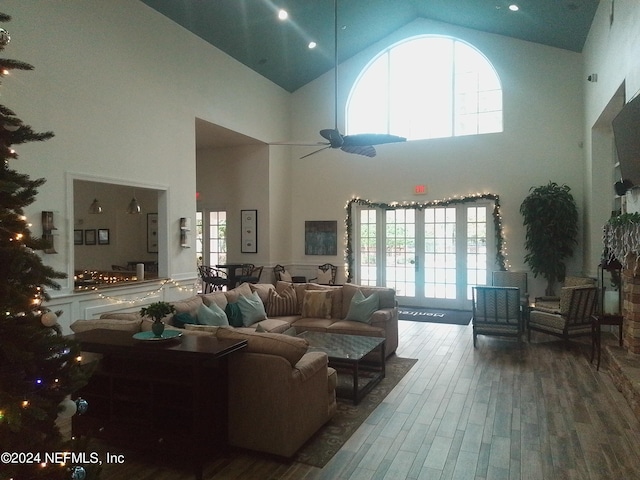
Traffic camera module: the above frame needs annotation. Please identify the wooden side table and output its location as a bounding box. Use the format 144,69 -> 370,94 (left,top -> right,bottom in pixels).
591,314 -> 623,371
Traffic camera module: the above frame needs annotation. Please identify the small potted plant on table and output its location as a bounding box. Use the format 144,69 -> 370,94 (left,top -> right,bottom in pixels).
140,301 -> 176,337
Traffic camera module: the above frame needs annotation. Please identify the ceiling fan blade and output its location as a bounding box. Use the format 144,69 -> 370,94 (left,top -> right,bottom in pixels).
300,145 -> 332,159
270,141 -> 329,146
341,144 -> 376,157
342,133 -> 407,146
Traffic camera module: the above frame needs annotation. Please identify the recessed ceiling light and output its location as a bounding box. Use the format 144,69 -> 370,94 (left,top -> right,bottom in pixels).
278,9 -> 288,20
308,41 -> 317,49
508,4 -> 519,11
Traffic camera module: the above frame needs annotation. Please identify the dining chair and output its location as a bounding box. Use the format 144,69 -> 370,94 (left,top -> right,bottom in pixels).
310,263 -> 337,285
198,266 -> 229,293
236,264 -> 263,284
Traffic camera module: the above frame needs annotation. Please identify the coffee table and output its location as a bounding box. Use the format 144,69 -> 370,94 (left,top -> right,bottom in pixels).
299,331 -> 385,404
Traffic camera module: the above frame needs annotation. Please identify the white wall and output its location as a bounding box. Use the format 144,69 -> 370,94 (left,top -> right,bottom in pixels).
583,0 -> 640,271
290,18 -> 585,295
4,0 -> 289,329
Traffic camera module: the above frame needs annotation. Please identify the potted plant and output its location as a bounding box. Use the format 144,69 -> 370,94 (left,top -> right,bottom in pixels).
140,301 -> 176,337
519,181 -> 578,296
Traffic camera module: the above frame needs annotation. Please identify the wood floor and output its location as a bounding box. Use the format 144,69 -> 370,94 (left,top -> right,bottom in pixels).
95,321 -> 640,479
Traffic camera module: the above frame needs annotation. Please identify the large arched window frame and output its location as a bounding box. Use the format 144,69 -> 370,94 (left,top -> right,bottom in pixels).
346,35 -> 503,141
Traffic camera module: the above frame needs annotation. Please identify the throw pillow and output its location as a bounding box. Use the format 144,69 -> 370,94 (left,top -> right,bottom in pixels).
266,284 -> 298,317
225,302 -> 244,327
237,291 -> 268,327
345,290 -> 380,324
255,323 -> 267,332
301,290 -> 333,319
197,302 -> 229,327
172,312 -> 199,329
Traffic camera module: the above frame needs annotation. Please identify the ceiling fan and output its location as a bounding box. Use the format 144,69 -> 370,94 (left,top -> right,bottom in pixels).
281,0 -> 406,159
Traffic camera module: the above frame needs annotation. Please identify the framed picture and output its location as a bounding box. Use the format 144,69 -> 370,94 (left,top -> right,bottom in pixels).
305,221 -> 337,255
74,229 -> 83,245
84,229 -> 96,245
147,213 -> 158,253
98,228 -> 110,245
241,209 -> 257,253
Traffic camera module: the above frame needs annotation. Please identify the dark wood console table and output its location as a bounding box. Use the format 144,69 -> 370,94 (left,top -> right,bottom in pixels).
71,329 -> 246,479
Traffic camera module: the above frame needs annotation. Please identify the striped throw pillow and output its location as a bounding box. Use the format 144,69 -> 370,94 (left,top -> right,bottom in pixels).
266,284 -> 298,316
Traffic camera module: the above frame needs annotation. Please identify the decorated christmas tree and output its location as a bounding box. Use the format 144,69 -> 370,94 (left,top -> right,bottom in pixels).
0,12 -> 95,480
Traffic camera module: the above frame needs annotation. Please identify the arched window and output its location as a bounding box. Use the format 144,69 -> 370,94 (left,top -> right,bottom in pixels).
346,36 -> 502,141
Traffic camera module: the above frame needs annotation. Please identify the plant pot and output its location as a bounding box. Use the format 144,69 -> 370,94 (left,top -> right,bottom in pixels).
151,320 -> 165,337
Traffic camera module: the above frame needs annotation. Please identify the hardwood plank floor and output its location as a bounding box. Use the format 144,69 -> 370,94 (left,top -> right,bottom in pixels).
94,321 -> 640,479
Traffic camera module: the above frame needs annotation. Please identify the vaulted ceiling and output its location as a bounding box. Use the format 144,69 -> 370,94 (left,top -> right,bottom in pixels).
141,0 -> 599,93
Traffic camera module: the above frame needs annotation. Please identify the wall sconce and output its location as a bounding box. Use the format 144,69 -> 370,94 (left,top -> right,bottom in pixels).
88,198 -> 103,214
41,211 -> 57,254
126,193 -> 141,214
180,217 -> 191,248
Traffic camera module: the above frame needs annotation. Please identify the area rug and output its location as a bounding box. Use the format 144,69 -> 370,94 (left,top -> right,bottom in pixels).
398,306 -> 471,325
294,355 -> 418,468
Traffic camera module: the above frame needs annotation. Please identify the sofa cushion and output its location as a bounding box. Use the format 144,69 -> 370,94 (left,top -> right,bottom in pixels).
172,312 -> 199,329
327,320 -> 384,337
306,283 -> 343,319
216,328 -> 309,367
256,323 -> 297,336
184,323 -> 223,334
197,302 -> 229,326
225,282 -> 253,303
100,312 -> 141,321
200,291 -> 228,311
237,291 -> 268,327
277,281 -> 305,314
70,317 -> 142,333
172,295 -> 204,318
345,290 -> 380,323
302,290 -> 333,319
252,318 -> 292,333
249,283 -> 275,305
266,284 -> 298,317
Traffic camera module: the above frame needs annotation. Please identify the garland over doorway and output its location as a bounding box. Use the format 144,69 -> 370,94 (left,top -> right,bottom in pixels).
345,194 -> 507,283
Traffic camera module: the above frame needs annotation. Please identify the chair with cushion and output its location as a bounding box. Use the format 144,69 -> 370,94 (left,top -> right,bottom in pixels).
492,271 -> 528,307
533,276 -> 596,313
274,264 -> 292,282
528,286 -> 597,346
472,286 -> 523,348
198,265 -> 229,293
236,264 -> 263,285
310,263 -> 337,285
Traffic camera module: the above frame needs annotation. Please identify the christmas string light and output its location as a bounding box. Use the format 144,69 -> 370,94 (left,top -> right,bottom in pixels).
344,193 -> 508,282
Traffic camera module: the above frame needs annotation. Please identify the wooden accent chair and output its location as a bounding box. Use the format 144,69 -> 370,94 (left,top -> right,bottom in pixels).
197,266 -> 229,293
528,286 -> 597,345
310,263 -> 337,285
236,264 -> 263,285
472,286 -> 523,348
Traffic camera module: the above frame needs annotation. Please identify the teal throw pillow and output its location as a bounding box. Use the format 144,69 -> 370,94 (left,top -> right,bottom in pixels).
172,312 -> 199,329
197,302 -> 229,327
237,291 -> 268,327
225,302 -> 244,327
345,290 -> 380,324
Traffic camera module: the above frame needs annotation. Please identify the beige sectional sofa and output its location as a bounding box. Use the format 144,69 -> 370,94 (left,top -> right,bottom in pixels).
69,280 -> 397,457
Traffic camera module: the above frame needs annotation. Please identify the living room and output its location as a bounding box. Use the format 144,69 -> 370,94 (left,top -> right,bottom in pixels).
6,0 -> 636,328
4,1 -> 640,478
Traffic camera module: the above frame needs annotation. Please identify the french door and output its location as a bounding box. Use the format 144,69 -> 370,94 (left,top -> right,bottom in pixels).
355,202 -> 493,310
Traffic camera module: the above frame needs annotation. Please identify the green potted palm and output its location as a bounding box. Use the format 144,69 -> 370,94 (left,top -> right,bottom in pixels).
520,182 -> 578,296
140,301 -> 176,337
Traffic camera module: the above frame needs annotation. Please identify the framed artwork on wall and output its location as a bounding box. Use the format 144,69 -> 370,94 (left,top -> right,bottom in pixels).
305,221 -> 337,255
241,209 -> 257,253
147,213 -> 158,253
98,229 -> 110,245
74,229 -> 83,245
84,229 -> 96,245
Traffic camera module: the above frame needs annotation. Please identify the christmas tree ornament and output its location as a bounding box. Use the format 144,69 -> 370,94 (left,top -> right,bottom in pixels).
0,28 -> 10,46
59,396 -> 78,418
75,397 -> 89,415
41,310 -> 59,326
70,465 -> 87,480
